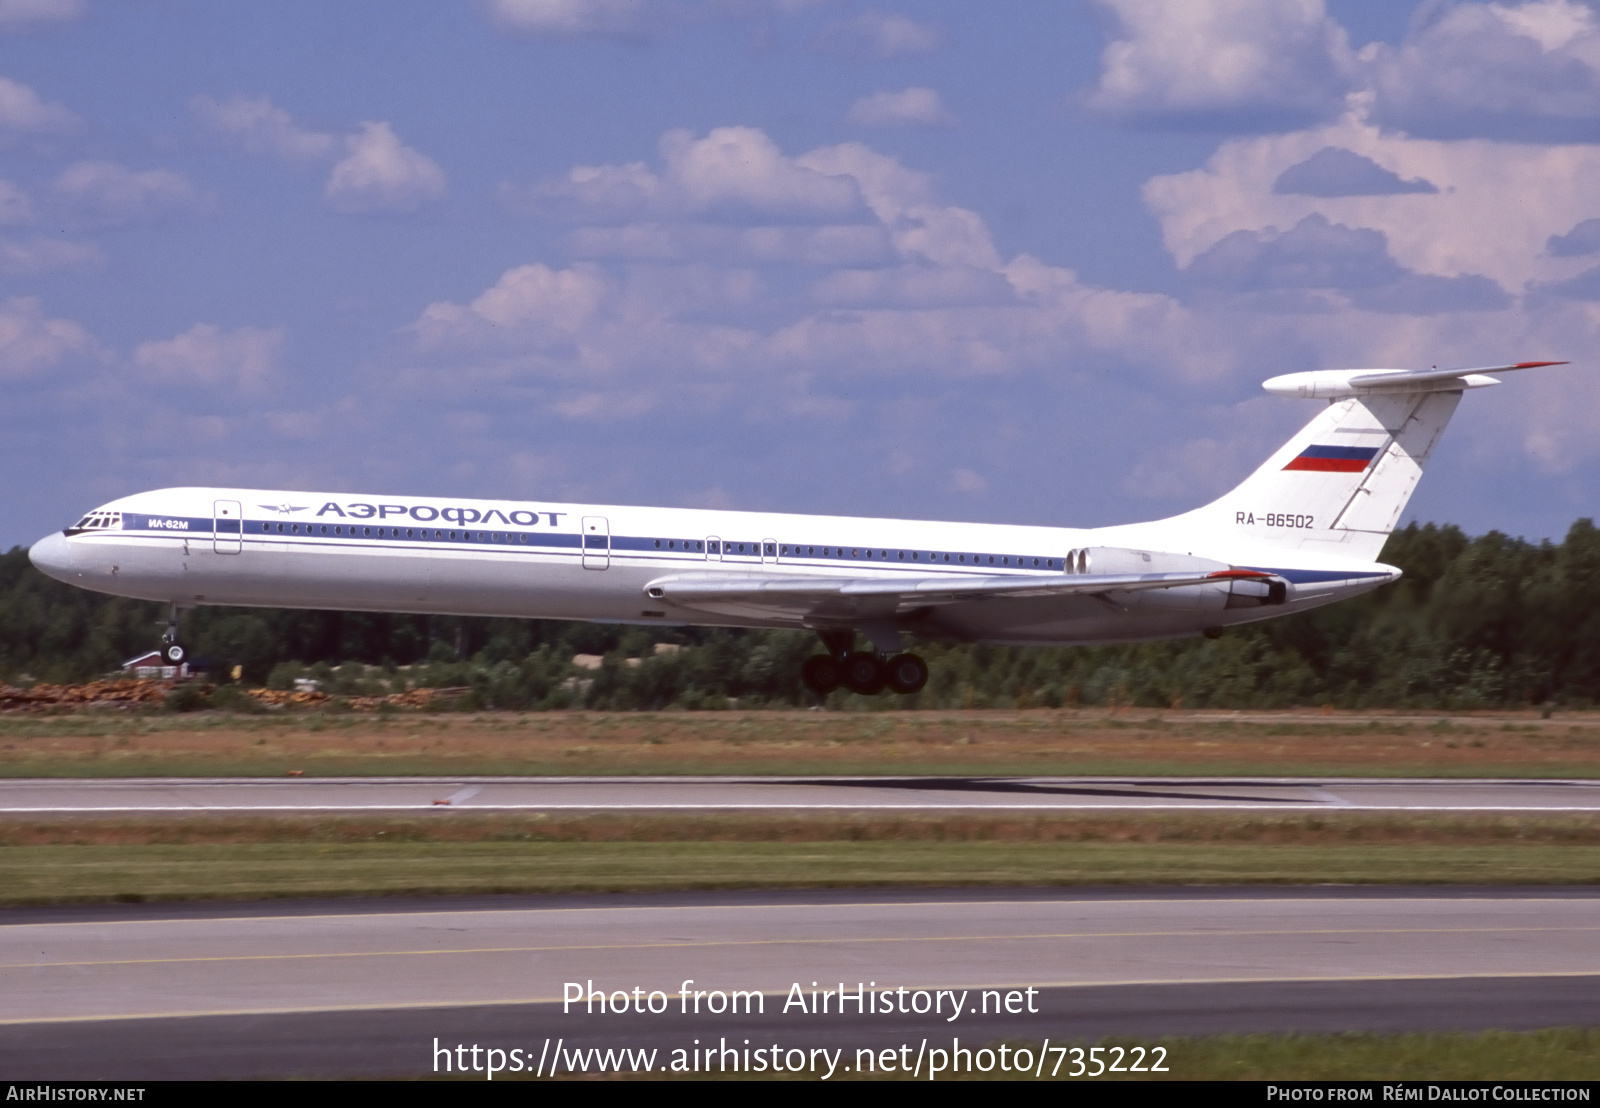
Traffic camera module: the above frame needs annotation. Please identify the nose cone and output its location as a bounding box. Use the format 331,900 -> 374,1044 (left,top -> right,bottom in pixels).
28,531 -> 76,583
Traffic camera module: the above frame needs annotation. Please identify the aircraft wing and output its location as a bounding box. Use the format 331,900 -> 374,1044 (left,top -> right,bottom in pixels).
645,568 -> 1274,622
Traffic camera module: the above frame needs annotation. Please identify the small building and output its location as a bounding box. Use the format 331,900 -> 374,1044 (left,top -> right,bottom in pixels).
121,651 -> 190,680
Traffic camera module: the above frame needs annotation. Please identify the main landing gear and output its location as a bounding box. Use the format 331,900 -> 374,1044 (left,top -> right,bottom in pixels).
802,631 -> 929,697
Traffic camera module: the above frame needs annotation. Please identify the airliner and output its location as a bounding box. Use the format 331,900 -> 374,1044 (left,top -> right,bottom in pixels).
27,362 -> 1565,696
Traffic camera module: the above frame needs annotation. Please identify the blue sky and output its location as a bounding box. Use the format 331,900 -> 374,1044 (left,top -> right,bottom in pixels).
3,0 -> 1599,548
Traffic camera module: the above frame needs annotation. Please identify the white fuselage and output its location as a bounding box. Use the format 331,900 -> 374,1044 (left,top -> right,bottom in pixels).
28,486 -> 1395,647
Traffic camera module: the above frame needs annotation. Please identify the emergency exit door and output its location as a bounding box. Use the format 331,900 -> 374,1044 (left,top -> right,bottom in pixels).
213,500 -> 242,554
582,516 -> 609,569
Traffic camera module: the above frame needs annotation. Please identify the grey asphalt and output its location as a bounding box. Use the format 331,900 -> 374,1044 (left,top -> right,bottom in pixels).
2,887 -> 1597,1078
5,774 -> 1600,813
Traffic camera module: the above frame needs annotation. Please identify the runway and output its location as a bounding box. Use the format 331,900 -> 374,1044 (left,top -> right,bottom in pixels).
2,887 -> 1598,1078
5,775 -> 1600,814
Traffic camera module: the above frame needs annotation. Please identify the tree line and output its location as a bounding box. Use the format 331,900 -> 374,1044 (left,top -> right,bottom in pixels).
2,519 -> 1598,710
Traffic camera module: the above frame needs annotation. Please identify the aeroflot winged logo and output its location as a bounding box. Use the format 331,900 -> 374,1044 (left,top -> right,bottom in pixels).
1283,445 -> 1381,473
259,503 -> 310,514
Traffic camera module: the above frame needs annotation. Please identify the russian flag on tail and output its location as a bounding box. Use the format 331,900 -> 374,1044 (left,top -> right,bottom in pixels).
1283,444 -> 1381,473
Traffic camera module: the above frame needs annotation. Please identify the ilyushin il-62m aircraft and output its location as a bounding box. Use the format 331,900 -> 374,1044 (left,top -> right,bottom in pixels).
29,361 -> 1565,697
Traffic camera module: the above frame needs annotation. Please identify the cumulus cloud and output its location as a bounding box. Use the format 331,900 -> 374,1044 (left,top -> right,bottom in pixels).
409,263 -> 609,354
565,222 -> 895,266
1185,213 -> 1511,313
1547,217 -> 1600,256
519,126 -> 866,223
1121,434 -> 1268,500
406,128 -> 1227,411
0,0 -> 83,31
0,179 -> 31,224
524,129 -> 1006,271
403,119 -> 1600,500
481,0 -> 654,38
192,98 -> 447,218
132,324 -> 284,393
1142,114 -> 1600,292
845,87 -> 956,128
811,10 -> 942,59
0,296 -> 95,379
947,468 -> 988,496
1089,0 -> 1356,131
324,122 -> 447,214
1533,263 -> 1600,298
0,236 -> 102,275
808,265 -> 1016,309
1093,0 -> 1600,144
191,94 -> 337,163
1272,146 -> 1438,196
51,161 -> 206,228
1367,0 -> 1600,142
0,76 -> 78,141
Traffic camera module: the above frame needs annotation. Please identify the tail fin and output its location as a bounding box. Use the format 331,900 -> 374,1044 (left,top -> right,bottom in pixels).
1168,361 -> 1566,563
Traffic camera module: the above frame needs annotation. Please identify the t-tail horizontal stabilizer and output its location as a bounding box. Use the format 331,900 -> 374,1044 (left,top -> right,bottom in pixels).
1263,361 -> 1568,400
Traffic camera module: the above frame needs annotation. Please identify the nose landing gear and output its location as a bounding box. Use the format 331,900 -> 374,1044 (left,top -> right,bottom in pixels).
159,604 -> 188,665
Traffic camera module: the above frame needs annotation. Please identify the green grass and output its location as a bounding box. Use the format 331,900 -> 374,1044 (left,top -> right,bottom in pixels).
6,708 -> 1600,779
1133,1028 -> 1600,1081
4,839 -> 1598,905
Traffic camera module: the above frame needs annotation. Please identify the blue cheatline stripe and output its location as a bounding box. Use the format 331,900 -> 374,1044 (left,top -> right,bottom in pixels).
1257,567 -> 1392,584
110,515 -> 1066,576
1295,444 -> 1381,462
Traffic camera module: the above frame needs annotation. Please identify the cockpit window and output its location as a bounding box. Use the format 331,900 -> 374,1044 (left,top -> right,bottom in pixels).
69,511 -> 121,532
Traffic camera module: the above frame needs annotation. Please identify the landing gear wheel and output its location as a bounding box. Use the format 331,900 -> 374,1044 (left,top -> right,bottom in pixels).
802,654 -> 842,695
162,641 -> 186,664
841,652 -> 887,696
884,653 -> 928,695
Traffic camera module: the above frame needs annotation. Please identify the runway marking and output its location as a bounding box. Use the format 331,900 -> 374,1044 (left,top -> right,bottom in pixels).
4,894 -> 1593,930
4,923 -> 1597,971
3,969 -> 1599,1027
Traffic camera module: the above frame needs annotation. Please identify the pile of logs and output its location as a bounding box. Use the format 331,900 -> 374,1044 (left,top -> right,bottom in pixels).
0,679 -> 173,711
0,680 -> 470,712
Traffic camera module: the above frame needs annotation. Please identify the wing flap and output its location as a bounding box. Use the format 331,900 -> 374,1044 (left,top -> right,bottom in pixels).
645,568 -> 1272,621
